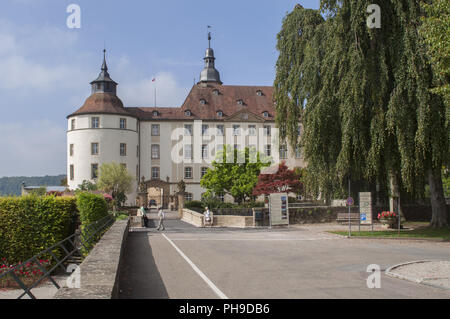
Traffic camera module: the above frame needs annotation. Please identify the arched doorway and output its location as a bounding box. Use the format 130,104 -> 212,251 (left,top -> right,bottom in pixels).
144,179 -> 171,209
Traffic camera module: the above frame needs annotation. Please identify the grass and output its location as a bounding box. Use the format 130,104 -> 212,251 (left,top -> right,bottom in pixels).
329,223 -> 450,240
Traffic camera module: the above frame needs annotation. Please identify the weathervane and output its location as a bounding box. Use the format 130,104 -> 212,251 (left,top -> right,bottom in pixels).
207,25 -> 212,48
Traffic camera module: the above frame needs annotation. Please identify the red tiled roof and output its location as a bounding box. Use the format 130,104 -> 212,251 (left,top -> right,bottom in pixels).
68,93 -> 133,118
69,84 -> 275,121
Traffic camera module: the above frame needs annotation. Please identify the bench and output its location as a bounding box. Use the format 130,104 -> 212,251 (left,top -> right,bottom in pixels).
336,213 -> 360,224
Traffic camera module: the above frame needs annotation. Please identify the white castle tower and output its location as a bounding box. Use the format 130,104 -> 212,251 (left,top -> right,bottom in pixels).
66,50 -> 138,204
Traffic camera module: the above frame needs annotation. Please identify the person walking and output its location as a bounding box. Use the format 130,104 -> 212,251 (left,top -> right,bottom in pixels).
156,206 -> 165,231
203,206 -> 212,227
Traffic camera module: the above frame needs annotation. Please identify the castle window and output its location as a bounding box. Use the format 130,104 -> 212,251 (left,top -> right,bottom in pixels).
71,119 -> 76,130
256,90 -> 263,96
184,167 -> 193,179
201,167 -> 208,178
151,167 -> 160,180
202,124 -> 209,136
279,145 -> 287,159
248,125 -> 256,136
91,117 -> 100,128
184,144 -> 193,159
120,118 -> 127,129
91,163 -> 98,179
185,192 -> 193,202
153,111 -> 159,117
262,111 -> 269,118
185,110 -> 192,116
120,143 -> 127,156
216,125 -> 224,136
295,147 -> 302,158
151,144 -> 160,159
120,163 -> 127,169
237,99 -> 244,106
70,144 -> 74,156
184,124 -> 193,136
213,89 -> 219,95
265,144 -> 271,157
70,165 -> 74,181
217,110 -> 223,117
264,125 -> 271,136
202,145 -> 208,159
91,143 -> 99,155
200,99 -> 206,105
151,124 -> 160,136
233,125 -> 241,136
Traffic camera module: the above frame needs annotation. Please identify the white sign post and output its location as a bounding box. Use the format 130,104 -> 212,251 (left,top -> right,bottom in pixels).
269,193 -> 289,227
359,192 -> 373,233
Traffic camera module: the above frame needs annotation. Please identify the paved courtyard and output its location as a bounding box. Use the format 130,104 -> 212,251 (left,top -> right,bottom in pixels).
118,219 -> 450,299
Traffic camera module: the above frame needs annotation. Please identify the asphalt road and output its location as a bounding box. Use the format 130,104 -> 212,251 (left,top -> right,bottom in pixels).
118,219 -> 450,299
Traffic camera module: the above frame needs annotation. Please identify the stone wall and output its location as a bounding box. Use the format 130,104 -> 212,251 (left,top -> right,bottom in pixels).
54,219 -> 130,299
289,206 -> 360,224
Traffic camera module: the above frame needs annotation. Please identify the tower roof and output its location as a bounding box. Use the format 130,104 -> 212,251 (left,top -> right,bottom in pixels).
199,31 -> 222,84
90,49 -> 117,85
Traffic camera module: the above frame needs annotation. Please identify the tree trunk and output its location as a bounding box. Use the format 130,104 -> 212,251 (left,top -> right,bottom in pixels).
428,168 -> 448,228
389,171 -> 404,220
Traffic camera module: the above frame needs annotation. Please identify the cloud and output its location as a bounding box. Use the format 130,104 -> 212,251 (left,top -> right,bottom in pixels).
0,121 -> 66,177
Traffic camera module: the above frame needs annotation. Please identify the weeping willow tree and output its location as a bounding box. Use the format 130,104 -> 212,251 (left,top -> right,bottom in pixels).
274,1 -> 448,227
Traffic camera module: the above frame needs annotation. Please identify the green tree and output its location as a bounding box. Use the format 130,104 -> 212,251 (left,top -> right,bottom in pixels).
77,180 -> 98,191
419,0 -> 450,105
97,162 -> 134,209
274,2 -> 448,226
200,146 -> 270,204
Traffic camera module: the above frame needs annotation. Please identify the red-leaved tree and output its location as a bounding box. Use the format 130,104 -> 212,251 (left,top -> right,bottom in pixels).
252,162 -> 303,196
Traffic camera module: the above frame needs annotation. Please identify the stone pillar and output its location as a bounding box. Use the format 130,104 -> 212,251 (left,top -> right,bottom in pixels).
177,193 -> 185,218
137,192 -> 148,208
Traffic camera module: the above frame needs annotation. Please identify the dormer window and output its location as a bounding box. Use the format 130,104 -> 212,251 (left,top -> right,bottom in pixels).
217,110 -> 223,117
256,90 -> 263,96
213,89 -> 220,95
262,111 -> 269,118
200,99 -> 207,105
185,110 -> 192,116
152,111 -> 159,117
237,99 -> 244,106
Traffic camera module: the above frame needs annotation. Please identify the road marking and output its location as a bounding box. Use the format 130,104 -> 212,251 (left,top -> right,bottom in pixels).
162,233 -> 229,299
166,238 -> 336,241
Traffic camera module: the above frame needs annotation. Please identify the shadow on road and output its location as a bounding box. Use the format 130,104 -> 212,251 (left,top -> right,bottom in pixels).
118,232 -> 169,299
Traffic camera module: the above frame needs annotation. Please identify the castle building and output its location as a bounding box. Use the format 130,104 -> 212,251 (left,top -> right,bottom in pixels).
67,36 -> 305,207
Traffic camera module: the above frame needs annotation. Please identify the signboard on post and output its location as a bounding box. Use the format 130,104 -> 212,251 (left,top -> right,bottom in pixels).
269,193 -> 289,227
359,192 -> 372,225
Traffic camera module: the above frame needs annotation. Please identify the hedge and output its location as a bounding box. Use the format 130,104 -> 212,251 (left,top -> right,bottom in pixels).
0,195 -> 77,264
76,192 -> 109,255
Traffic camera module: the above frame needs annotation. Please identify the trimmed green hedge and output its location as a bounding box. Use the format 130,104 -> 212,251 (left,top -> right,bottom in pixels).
76,192 -> 109,255
0,195 -> 77,264
76,192 -> 109,225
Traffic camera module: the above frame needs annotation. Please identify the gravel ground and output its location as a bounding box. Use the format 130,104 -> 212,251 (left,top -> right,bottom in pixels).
387,261 -> 450,290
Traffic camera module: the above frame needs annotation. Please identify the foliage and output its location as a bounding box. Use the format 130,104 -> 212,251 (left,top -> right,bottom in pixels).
76,192 -> 109,225
419,0 -> 450,105
274,1 -> 448,226
97,162 -> 134,208
0,175 -> 66,196
77,180 -> 98,191
0,195 -> 77,264
1,258 -> 51,289
253,162 -> 303,196
200,146 -> 270,204
30,187 -> 47,196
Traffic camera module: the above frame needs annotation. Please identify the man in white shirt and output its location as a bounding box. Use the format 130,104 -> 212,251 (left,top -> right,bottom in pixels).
204,207 -> 212,227
156,207 -> 165,231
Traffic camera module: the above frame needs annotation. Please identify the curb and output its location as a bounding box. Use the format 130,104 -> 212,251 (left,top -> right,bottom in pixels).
385,260 -> 450,291
338,235 -> 448,242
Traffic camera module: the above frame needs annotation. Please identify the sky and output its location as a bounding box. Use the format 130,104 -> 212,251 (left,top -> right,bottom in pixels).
0,0 -> 319,177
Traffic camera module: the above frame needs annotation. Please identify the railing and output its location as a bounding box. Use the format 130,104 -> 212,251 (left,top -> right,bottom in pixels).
0,215 -> 115,299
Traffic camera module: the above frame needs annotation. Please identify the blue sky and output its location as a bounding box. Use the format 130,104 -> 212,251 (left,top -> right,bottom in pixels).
0,0 -> 319,177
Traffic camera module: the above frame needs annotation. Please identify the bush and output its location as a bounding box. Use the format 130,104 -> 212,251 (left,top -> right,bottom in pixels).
76,192 -> 109,225
0,195 -> 77,264
184,200 -> 204,210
